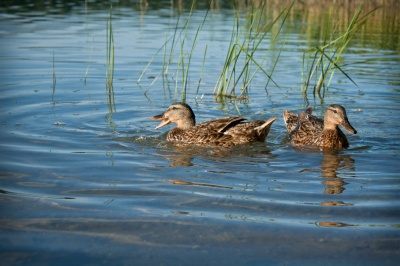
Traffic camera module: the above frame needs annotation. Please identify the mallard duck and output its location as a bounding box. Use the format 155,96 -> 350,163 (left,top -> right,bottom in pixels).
283,104 -> 357,149
151,102 -> 279,147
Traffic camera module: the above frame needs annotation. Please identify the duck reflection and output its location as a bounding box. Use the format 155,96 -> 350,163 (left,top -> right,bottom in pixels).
317,221 -> 354,227
159,146 -> 195,167
320,149 -> 355,195
156,143 -> 208,167
158,141 -> 274,167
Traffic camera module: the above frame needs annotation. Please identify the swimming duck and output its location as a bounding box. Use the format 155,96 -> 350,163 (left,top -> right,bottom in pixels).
283,104 -> 357,149
152,102 -> 278,147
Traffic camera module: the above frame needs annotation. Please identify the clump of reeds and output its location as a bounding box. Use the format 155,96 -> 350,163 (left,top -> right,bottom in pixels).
302,3 -> 379,99
213,0 -> 294,100
138,0 -> 294,102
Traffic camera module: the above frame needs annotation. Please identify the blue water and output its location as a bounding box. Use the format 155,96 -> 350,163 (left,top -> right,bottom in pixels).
0,1 -> 399,265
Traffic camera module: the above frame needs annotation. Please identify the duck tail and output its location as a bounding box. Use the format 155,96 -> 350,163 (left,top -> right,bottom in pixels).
255,116 -> 279,137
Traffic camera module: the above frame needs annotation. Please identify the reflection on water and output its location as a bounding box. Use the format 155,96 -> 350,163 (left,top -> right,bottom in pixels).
169,179 -> 233,189
296,147 -> 356,196
320,150 -> 355,195
157,141 -> 276,167
320,201 -> 352,207
320,150 -> 355,179
317,221 -> 355,228
157,143 -> 197,167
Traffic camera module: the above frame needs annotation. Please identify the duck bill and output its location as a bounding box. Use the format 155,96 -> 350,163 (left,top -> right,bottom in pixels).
151,113 -> 171,130
341,119 -> 357,134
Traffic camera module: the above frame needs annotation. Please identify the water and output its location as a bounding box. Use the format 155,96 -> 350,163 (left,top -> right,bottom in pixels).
1,1 -> 399,265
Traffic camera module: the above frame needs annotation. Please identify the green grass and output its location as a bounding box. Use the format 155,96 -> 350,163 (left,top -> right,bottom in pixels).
302,3 -> 379,100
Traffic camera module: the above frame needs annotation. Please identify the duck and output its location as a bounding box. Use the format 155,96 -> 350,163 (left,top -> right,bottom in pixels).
283,104 -> 357,149
151,102 -> 279,147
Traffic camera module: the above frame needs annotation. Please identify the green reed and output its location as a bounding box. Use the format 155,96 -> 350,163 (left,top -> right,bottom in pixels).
106,5 -> 116,114
302,3 -> 379,99
106,5 -> 115,89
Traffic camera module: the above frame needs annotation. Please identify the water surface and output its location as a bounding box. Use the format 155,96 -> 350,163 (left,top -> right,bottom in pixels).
0,1 -> 399,265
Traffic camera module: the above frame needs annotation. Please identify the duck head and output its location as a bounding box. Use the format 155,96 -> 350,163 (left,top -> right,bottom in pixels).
324,104 -> 357,134
152,102 -> 196,130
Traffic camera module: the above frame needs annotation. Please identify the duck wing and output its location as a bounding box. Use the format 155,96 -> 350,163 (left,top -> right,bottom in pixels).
226,116 -> 279,140
195,116 -> 246,133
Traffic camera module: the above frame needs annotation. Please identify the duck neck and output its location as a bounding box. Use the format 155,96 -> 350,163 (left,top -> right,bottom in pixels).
178,118 -> 195,130
323,112 -> 338,131
323,120 -> 338,131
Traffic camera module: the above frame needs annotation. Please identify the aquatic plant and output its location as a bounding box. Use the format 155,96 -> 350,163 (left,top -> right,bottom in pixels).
302,3 -> 379,99
139,0 -> 374,103
214,1 -> 294,99
138,0 -> 294,103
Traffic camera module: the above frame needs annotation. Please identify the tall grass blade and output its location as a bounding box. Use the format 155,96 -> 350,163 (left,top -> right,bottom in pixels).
138,0 -> 209,101
181,5 -> 209,102
196,44 -> 207,97
106,5 -> 114,90
106,5 -> 116,115
52,49 -> 56,101
84,38 -> 94,85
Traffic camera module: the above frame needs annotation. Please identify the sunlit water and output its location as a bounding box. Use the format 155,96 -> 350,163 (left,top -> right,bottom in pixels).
0,1 -> 399,265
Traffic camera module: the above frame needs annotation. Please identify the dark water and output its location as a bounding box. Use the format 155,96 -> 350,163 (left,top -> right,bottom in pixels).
1,1 -> 399,265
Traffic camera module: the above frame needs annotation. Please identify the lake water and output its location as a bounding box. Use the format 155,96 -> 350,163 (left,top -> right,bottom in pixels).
0,1 -> 399,265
